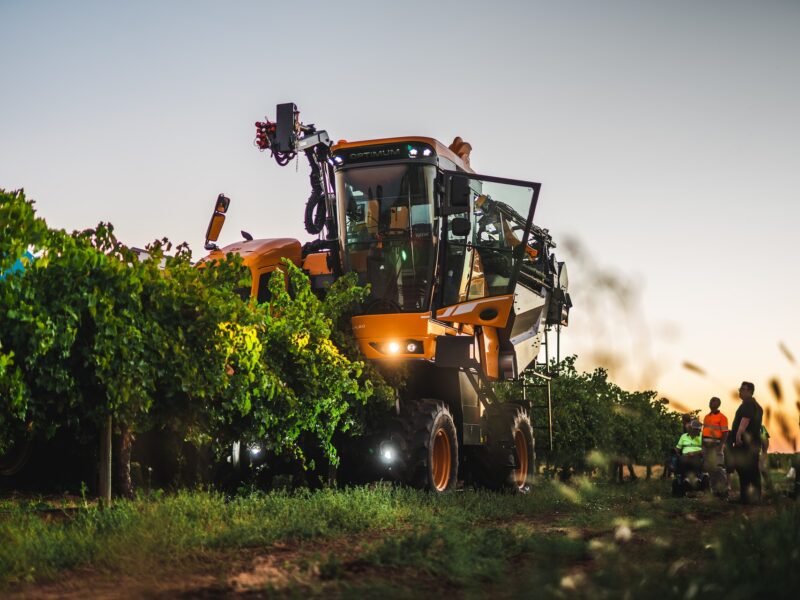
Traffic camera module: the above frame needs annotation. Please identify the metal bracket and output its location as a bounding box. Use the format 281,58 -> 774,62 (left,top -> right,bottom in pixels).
297,130 -> 332,151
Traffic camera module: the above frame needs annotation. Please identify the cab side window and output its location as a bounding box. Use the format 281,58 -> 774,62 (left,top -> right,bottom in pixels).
440,174 -> 537,306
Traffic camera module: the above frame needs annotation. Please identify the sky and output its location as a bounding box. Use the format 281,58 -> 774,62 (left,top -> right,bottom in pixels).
2,1 -> 799,449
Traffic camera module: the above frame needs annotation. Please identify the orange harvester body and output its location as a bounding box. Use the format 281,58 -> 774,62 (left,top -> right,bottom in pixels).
201,104 -> 571,492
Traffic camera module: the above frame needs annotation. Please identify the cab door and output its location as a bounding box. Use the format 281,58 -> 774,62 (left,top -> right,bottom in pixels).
434,172 -> 542,380
436,171 -> 540,327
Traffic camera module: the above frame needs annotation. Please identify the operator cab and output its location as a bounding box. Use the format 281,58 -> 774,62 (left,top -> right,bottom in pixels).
331,137 -> 541,317
333,140 -> 440,314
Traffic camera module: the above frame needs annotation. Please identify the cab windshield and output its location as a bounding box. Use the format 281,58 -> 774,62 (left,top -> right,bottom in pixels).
336,163 -> 437,313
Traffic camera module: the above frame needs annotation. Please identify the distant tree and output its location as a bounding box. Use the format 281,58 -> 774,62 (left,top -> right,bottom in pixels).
548,357 -> 616,476
498,355 -> 685,480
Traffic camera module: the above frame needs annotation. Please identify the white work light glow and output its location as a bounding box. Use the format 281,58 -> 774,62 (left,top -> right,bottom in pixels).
406,342 -> 418,353
422,148 -> 432,156
379,441 -> 397,463
387,341 -> 400,354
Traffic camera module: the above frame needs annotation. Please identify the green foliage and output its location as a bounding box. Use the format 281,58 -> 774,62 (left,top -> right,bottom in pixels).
499,356 -> 684,476
0,189 -> 48,274
613,387 -> 682,467
547,357 -> 683,474
548,357 -> 617,473
243,260 -> 374,461
322,271 -> 400,427
0,189 -> 372,465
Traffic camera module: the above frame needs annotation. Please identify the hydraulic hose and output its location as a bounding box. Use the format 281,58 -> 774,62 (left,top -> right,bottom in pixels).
303,147 -> 327,235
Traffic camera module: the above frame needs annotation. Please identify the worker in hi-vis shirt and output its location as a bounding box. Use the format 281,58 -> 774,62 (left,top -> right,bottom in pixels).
702,396 -> 729,496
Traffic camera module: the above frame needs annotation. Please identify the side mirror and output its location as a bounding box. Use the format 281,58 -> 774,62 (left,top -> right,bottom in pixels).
448,175 -> 471,212
205,194 -> 230,250
450,217 -> 470,237
206,214 -> 225,243
214,194 -> 230,214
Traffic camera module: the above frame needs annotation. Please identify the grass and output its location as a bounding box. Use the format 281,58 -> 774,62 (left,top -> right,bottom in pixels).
1,475 -> 798,597
707,502 -> 800,598
0,484 -> 565,586
359,525 -> 587,586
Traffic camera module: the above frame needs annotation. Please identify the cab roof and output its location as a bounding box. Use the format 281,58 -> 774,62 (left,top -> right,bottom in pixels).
331,136 -> 474,173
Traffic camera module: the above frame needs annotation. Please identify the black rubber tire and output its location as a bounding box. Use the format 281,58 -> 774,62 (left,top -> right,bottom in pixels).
473,403 -> 536,493
401,399 -> 458,492
0,438 -> 33,477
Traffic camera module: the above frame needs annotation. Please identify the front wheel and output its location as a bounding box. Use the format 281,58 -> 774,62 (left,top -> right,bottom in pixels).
0,438 -> 32,477
403,399 -> 459,492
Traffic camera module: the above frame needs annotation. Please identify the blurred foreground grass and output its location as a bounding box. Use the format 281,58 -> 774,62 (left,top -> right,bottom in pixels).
1,476 -> 798,598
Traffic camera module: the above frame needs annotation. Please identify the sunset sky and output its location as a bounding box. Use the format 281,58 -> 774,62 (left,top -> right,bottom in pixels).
2,1 -> 798,449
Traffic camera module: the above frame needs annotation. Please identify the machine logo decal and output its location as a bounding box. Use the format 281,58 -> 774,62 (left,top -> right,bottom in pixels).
349,147 -> 403,161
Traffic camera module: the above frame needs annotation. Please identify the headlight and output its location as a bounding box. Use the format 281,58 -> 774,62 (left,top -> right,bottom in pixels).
379,441 -> 397,463
369,340 -> 424,355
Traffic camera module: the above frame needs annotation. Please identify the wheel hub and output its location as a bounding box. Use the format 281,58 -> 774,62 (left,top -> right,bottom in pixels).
513,429 -> 529,489
431,428 -> 452,491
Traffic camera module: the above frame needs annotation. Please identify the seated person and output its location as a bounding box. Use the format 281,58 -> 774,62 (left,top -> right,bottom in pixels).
675,419 -> 704,477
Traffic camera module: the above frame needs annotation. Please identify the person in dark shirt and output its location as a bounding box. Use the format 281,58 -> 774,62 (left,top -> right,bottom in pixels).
729,381 -> 763,504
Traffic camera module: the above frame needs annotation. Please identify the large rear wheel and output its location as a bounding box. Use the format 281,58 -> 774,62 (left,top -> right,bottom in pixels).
473,403 -> 535,492
513,427 -> 531,489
